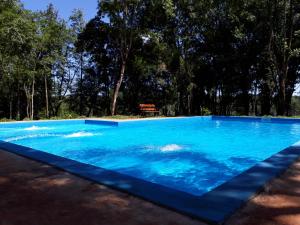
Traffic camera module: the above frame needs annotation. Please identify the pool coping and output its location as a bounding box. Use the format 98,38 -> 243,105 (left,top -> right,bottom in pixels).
212,115 -> 300,123
1,116 -> 300,224
0,116 -> 203,124
2,115 -> 300,124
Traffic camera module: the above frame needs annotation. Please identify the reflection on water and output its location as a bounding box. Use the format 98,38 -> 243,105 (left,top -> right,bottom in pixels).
160,144 -> 183,152
24,126 -> 52,131
1,118 -> 300,196
64,132 -> 96,138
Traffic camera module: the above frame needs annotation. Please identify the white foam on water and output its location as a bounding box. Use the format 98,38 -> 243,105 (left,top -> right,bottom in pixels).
24,126 -> 51,131
292,141 -> 300,146
160,144 -> 183,152
5,134 -> 58,142
64,131 -> 98,138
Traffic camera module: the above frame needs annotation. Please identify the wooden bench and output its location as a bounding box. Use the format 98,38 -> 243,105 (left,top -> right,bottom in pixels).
139,104 -> 159,115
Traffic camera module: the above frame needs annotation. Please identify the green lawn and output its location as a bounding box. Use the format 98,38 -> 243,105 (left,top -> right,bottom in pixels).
2,115 -> 300,123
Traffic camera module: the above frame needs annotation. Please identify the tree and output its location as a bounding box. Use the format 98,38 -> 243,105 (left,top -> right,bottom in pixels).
99,0 -> 146,115
0,0 -> 37,119
0,0 -> 300,119
263,0 -> 300,115
34,4 -> 70,118
69,9 -> 86,115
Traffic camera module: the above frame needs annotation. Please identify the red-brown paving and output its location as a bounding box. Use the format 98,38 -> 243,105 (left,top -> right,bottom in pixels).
1,149 -> 300,225
226,159 -> 300,225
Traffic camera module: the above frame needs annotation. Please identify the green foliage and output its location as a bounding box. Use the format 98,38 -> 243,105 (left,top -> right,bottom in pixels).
201,108 -> 212,116
0,0 -> 300,120
0,118 -> 14,122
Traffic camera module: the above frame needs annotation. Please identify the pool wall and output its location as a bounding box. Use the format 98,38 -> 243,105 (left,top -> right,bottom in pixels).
212,115 -> 300,124
0,119 -> 85,128
85,119 -> 119,126
0,116 -> 300,224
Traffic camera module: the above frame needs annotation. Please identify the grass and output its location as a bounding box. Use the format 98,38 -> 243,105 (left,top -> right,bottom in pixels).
0,114 -> 165,122
100,115 -> 143,120
0,118 -> 15,122
100,115 -> 165,120
2,114 -> 300,123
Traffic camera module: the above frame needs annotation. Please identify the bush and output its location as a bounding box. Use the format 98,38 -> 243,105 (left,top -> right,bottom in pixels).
0,118 -> 15,122
201,107 -> 211,116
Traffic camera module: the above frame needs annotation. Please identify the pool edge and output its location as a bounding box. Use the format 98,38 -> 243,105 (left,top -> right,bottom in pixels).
0,117 -> 300,224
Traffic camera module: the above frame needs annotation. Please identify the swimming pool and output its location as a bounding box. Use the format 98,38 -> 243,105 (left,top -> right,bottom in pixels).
1,116 -> 300,224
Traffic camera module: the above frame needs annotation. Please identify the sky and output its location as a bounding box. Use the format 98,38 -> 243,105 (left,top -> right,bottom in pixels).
22,0 -> 98,21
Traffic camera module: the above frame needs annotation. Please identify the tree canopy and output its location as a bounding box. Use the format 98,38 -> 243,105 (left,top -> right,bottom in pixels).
0,0 -> 299,119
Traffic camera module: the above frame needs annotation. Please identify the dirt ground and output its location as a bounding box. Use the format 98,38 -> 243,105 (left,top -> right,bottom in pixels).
0,150 -> 204,225
226,160 -> 300,225
1,149 -> 300,225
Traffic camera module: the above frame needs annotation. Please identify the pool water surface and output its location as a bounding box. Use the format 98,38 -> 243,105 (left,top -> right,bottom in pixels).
1,117 -> 300,196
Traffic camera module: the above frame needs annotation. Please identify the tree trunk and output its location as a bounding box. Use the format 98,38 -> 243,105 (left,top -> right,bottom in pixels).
31,79 -> 35,120
277,64 -> 288,115
277,78 -> 286,115
111,61 -> 126,115
254,82 -> 258,116
261,83 -> 272,115
187,94 -> 191,115
79,54 -> 84,115
24,84 -> 30,119
45,75 -> 49,118
277,0 -> 294,115
9,99 -> 12,120
17,84 -> 20,120
242,90 -> 250,115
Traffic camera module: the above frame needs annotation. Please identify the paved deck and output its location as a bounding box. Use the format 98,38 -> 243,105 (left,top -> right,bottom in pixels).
0,150 -> 204,225
225,158 -> 300,225
1,149 -> 300,225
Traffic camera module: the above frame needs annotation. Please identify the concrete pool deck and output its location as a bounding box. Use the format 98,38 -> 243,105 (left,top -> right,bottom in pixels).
1,150 -> 300,225
0,150 -> 205,225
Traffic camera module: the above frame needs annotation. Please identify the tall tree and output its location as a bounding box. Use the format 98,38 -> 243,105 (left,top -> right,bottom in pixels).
35,4 -> 70,118
99,0 -> 145,115
70,9 -> 86,115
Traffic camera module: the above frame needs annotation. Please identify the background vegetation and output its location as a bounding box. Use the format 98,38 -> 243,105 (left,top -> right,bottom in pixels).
0,0 -> 300,120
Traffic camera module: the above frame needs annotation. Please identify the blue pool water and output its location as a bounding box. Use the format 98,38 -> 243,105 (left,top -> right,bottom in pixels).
0,117 -> 300,196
